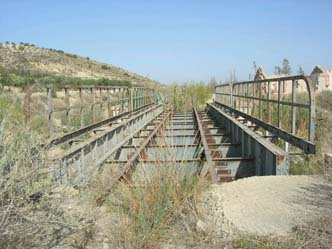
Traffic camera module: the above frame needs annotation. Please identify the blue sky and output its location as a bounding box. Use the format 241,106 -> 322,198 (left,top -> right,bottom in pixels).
1,0 -> 332,83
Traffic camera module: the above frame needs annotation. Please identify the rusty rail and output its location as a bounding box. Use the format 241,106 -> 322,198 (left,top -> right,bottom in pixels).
52,104 -> 163,185
193,108 -> 219,183
105,111 -> 173,191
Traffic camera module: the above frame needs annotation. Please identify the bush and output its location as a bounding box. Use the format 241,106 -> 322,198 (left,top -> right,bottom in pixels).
0,66 -> 132,87
101,65 -> 111,70
316,90 -> 332,112
168,82 -> 212,111
0,92 -> 77,247
88,164 -> 208,248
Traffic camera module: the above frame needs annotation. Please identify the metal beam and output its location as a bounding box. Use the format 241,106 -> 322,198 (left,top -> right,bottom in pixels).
104,111 -> 173,192
214,75 -> 316,153
207,103 -> 288,175
193,108 -> 219,183
46,103 -> 154,148
213,101 -> 315,154
51,104 -> 163,185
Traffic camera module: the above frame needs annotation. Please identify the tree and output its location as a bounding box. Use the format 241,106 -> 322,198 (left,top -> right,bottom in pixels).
281,58 -> 291,75
274,58 -> 292,75
253,61 -> 257,75
274,66 -> 281,75
298,65 -> 305,75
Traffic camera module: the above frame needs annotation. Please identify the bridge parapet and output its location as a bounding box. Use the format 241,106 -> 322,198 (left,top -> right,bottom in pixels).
214,75 -> 315,154
22,84 -> 155,138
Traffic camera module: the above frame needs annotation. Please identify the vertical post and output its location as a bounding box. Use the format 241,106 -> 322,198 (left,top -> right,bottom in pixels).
65,88 -> 70,130
307,77 -> 316,142
277,80 -> 281,128
141,88 -> 143,107
291,79 -> 297,135
252,82 -> 256,117
121,88 -> 124,113
91,88 -> 95,123
130,88 -> 134,112
259,82 -> 262,120
79,88 -> 84,128
111,88 -> 116,117
285,79 -> 297,153
138,88 -> 141,108
47,87 -> 55,137
240,84 -> 243,112
229,83 -> 233,108
246,83 -> 249,114
107,88 -> 111,117
267,81 -> 271,123
145,89 -> 147,106
133,88 -> 136,110
100,88 -> 103,119
116,88 -> 120,115
266,81 -> 271,137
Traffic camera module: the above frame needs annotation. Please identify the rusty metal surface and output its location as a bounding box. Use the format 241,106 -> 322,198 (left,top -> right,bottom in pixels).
193,108 -> 219,183
105,111 -> 173,191
52,103 -> 163,185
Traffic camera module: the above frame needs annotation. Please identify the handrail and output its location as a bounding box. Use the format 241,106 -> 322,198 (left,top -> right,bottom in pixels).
23,84 -> 155,137
214,75 -> 315,154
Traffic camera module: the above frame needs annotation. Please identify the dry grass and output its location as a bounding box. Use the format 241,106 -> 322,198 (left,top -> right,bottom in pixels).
290,91 -> 332,177
0,91 -> 78,248
82,163 -> 332,249
230,217 -> 332,249
80,164 -> 210,249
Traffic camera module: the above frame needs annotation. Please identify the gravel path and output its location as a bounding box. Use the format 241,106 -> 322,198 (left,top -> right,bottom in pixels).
199,175 -> 332,236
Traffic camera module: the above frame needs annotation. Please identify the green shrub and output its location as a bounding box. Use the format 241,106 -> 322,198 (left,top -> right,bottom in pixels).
168,82 -> 212,111
90,165 -> 207,248
316,90 -> 332,112
101,65 -> 111,70
0,66 -> 132,87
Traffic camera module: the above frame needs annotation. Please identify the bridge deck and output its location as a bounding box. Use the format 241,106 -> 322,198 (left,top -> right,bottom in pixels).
46,98 -> 296,189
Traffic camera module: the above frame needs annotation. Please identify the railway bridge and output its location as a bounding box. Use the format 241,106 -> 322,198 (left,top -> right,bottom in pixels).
21,75 -> 315,187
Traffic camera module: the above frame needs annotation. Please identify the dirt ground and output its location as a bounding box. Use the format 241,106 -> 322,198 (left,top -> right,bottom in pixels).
199,175 -> 332,236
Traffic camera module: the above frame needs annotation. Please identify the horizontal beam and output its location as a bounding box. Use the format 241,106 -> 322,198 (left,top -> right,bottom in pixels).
46,103 -> 154,147
107,159 -> 199,164
134,133 -> 226,138
207,103 -> 288,175
65,104 -> 160,156
213,101 -> 315,154
121,143 -> 240,149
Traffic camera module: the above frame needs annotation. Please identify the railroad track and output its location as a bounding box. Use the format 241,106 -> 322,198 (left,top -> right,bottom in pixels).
47,103 -> 288,190
33,75 -> 315,198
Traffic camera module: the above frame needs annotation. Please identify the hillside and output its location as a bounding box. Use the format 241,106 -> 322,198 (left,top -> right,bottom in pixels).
0,42 -> 159,87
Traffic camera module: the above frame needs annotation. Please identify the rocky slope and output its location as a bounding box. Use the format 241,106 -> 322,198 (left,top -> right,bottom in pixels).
0,43 -> 159,87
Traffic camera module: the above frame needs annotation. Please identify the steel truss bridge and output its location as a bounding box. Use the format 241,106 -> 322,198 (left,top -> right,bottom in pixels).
16,75 -> 315,187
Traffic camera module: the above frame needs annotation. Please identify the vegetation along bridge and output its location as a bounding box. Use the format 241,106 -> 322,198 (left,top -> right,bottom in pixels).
20,75 -> 315,187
